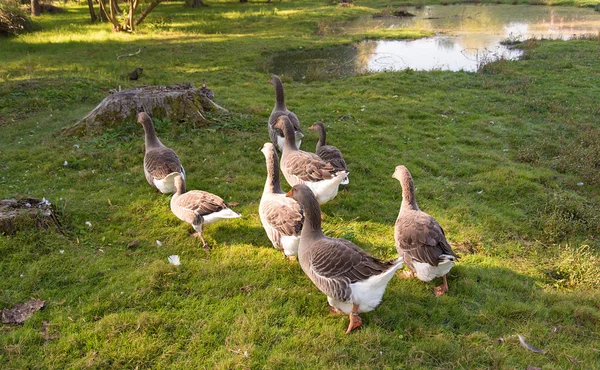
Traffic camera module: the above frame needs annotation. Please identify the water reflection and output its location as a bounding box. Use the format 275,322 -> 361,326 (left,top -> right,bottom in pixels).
264,5 -> 600,80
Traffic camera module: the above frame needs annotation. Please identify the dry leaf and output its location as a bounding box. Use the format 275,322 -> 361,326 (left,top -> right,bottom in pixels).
127,240 -> 140,248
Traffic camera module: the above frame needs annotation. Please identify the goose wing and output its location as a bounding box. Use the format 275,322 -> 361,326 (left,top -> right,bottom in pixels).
283,151 -> 337,182
287,111 -> 303,134
262,196 -> 304,237
144,147 -> 183,179
308,237 -> 396,301
395,211 -> 458,266
175,190 -> 227,216
316,145 -> 347,171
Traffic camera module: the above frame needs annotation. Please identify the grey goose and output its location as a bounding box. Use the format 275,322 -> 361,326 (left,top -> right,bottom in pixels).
287,184 -> 403,334
274,116 -> 347,205
138,112 -> 185,194
308,121 -> 349,185
393,165 -> 459,296
268,74 -> 303,151
259,142 -> 304,258
170,175 -> 241,249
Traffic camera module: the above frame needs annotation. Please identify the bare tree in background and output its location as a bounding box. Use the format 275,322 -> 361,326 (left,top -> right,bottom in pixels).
98,0 -> 162,32
30,0 -> 40,16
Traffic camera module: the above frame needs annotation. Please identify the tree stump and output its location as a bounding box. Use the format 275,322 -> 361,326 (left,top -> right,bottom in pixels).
63,83 -> 229,136
0,198 -> 61,235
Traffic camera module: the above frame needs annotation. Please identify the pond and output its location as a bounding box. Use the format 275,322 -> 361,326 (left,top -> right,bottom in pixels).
263,5 -> 600,80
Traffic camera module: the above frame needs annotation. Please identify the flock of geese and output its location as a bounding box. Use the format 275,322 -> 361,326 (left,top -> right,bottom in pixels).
138,75 -> 459,334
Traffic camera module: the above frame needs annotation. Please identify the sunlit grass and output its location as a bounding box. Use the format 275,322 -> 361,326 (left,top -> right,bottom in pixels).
1,0 -> 600,368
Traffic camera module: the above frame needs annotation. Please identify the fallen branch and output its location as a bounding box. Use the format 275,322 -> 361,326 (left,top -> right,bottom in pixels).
208,99 -> 231,114
117,48 -> 142,60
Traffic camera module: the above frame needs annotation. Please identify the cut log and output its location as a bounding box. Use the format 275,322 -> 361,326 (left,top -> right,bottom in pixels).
63,83 -> 229,136
2,299 -> 46,324
0,198 -> 62,235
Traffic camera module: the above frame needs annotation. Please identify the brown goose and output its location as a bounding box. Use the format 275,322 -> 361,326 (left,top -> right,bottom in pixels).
170,175 -> 241,249
274,116 -> 347,205
308,121 -> 349,185
393,165 -> 459,296
138,112 -> 185,194
268,74 -> 303,151
259,142 -> 304,258
287,184 -> 403,334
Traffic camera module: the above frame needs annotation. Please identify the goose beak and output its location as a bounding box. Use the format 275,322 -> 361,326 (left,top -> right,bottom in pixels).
308,125 -> 315,131
285,189 -> 293,198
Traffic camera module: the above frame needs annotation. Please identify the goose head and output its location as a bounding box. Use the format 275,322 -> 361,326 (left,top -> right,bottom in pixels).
268,74 -> 281,85
261,142 -> 277,159
308,121 -> 325,132
393,165 -> 418,209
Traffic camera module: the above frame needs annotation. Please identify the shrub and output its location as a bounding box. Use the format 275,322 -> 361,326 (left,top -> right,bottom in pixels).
0,0 -> 34,36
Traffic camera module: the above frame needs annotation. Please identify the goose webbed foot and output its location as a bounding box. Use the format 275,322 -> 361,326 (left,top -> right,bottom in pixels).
328,305 -> 342,315
402,270 -> 416,279
191,231 -> 210,250
345,304 -> 362,334
434,275 -> 449,296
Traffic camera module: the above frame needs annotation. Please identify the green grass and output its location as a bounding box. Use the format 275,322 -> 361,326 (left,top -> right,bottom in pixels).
1,1 -> 600,368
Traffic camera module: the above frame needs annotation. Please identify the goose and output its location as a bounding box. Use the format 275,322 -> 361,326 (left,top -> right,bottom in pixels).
393,165 -> 459,296
170,175 -> 241,249
274,116 -> 347,205
287,184 -> 403,334
268,74 -> 303,151
308,121 -> 349,185
259,142 -> 304,258
138,112 -> 185,194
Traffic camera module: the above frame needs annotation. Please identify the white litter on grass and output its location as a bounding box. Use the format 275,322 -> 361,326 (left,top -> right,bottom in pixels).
73,144 -> 80,149
168,255 -> 181,266
39,197 -> 51,207
518,335 -> 547,354
577,182 -> 584,186
63,161 -> 68,167
477,190 -> 484,194
59,250 -> 64,254
156,240 -> 163,247
85,221 -> 92,227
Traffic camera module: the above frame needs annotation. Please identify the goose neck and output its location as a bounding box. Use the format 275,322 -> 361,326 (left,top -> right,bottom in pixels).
264,153 -> 283,194
273,78 -> 286,110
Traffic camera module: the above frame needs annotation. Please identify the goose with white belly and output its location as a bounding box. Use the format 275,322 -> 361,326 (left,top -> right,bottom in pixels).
309,121 -> 349,185
268,74 -> 303,151
259,142 -> 304,258
170,175 -> 241,249
393,165 -> 459,296
274,116 -> 347,205
287,184 -> 403,334
138,112 -> 185,194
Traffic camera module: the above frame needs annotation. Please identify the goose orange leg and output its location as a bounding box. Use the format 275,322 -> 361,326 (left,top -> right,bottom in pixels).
345,304 -> 362,334
434,275 -> 449,296
191,227 -> 209,249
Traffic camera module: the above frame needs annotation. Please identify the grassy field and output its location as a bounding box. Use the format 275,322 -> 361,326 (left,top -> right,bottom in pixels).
1,0 -> 600,368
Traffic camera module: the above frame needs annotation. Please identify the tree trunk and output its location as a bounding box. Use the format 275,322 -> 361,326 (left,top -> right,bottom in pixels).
135,0 -> 160,26
63,83 -> 228,136
31,0 -> 41,16
87,0 -> 97,22
188,0 -> 206,7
